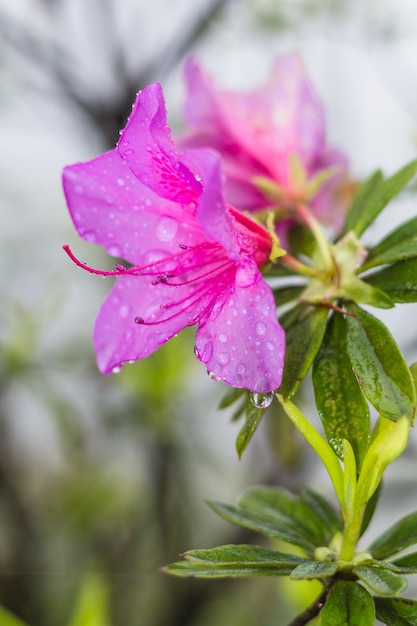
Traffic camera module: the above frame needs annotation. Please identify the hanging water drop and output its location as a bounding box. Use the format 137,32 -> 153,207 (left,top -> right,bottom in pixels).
111,365 -> 123,374
250,391 -> 274,409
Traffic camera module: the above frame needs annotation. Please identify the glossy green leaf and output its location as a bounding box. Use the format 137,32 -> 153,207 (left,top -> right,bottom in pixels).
345,304 -> 416,421
273,285 -> 305,307
392,552 -> 417,573
342,168 -> 383,236
207,500 -> 317,552
300,487 -> 343,538
343,160 -> 417,237
312,312 -> 370,467
280,305 -> 329,399
0,606 -> 31,626
365,258 -> 417,303
362,215 -> 417,270
369,511 -> 417,559
290,560 -> 338,580
276,395 -> 344,505
353,565 -> 408,596
375,597 -> 417,626
321,581 -> 375,626
217,387 -> 246,409
235,403 -> 264,458
238,486 -> 328,546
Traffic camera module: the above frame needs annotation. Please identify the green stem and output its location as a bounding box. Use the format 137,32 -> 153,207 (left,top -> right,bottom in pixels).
279,253 -> 321,278
295,203 -> 334,271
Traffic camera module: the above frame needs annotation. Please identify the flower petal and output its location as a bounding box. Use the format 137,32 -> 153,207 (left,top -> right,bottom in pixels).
94,273 -> 213,373
63,150 -> 205,266
182,55 -> 326,188
195,272 -> 285,392
117,83 -> 201,203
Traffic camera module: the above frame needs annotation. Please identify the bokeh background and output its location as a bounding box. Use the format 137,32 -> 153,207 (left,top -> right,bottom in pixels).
1,1 -> 417,624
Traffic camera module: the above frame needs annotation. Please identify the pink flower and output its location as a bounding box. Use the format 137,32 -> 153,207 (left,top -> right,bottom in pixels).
63,83 -> 285,393
179,54 -> 349,229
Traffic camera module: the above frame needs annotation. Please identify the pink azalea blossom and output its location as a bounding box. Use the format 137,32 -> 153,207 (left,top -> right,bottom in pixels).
179,54 -> 349,229
63,83 -> 285,393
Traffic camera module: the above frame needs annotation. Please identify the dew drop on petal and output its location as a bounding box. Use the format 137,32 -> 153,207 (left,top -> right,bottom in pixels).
208,371 -> 222,381
111,365 -> 123,374
236,363 -> 246,375
217,353 -> 230,366
117,178 -> 125,186
109,245 -> 122,257
256,322 -> 266,336
250,391 -> 274,409
219,333 -> 228,343
156,216 -> 179,242
119,305 -> 130,319
84,231 -> 97,243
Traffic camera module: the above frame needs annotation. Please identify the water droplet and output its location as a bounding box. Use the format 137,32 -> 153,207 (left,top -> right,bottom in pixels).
109,245 -> 122,257
266,341 -> 275,352
119,305 -> 130,318
217,353 -> 230,365
135,316 -> 144,324
250,392 -> 274,409
256,322 -> 266,336
117,178 -> 125,186
208,371 -> 221,381
84,231 -> 97,243
236,363 -> 246,375
111,365 -> 123,374
219,333 -> 228,343
156,216 -> 178,242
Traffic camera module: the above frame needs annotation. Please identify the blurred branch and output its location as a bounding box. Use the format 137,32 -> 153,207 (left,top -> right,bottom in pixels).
0,0 -> 232,146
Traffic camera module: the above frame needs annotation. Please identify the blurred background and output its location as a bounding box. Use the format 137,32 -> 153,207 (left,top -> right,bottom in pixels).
1,0 -> 417,624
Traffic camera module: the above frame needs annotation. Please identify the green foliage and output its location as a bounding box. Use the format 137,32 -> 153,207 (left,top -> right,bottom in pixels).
68,574 -> 110,626
342,160 -> 417,237
345,304 -> 416,421
280,305 -> 329,399
375,597 -> 417,626
369,512 -> 417,560
313,312 -> 370,467
0,606 -> 31,626
365,257 -> 417,303
321,581 -> 375,626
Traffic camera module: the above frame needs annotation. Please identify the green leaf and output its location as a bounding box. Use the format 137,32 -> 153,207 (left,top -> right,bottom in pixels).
235,403 -> 265,458
290,560 -> 338,580
375,597 -> 417,626
207,500 -> 317,552
300,487 -> 343,538
238,486 -> 328,546
345,304 -> 416,421
321,581 -> 375,626
287,223 -> 317,259
273,285 -> 305,307
353,565 -> 408,596
0,605 -> 31,626
392,552 -> 417,573
68,573 -> 110,626
217,387 -> 246,410
276,395 -> 344,506
342,168 -> 384,236
312,312 -> 370,467
369,511 -> 417,560
280,305 -> 329,399
361,215 -> 417,270
360,482 -> 382,537
343,160 -> 417,237
365,258 -> 417,303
